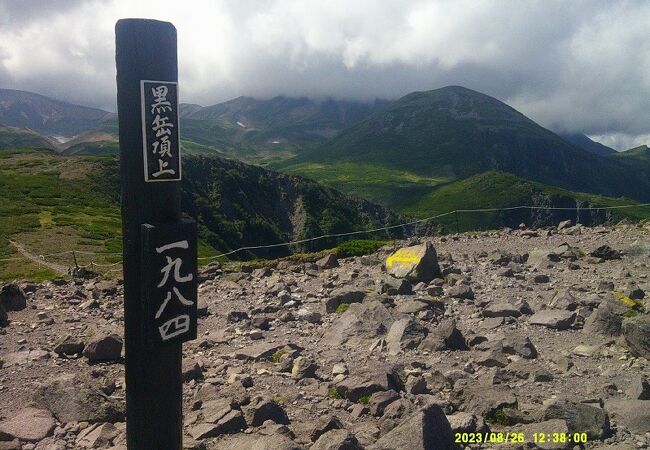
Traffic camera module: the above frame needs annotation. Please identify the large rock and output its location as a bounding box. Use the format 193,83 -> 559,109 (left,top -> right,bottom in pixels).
507,419 -> 569,450
0,284 -> 27,311
32,373 -> 124,423
372,403 -> 457,450
446,284 -> 474,300
243,397 -> 289,426
528,310 -> 575,330
291,356 -> 318,380
385,318 -> 428,355
419,320 -> 467,351
311,429 -> 362,450
482,302 -> 521,318
53,335 -> 85,357
535,397 -> 610,439
324,289 -> 366,313
605,399 -> 650,433
320,300 -> 394,348
0,407 -> 55,442
75,423 -> 120,448
622,315 -> 650,358
385,242 -> 441,283
369,390 -> 400,416
310,415 -> 343,442
316,254 -> 339,270
83,334 -> 123,362
583,301 -> 624,336
335,369 -> 399,403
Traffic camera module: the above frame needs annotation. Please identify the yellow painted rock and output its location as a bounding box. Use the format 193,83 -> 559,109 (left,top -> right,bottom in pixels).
385,242 -> 441,282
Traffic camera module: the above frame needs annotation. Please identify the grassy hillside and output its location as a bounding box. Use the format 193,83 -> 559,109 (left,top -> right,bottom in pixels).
401,171 -> 650,231
608,145 -> 650,173
0,148 -> 406,281
280,86 -> 650,203
0,125 -> 56,150
0,149 -> 123,281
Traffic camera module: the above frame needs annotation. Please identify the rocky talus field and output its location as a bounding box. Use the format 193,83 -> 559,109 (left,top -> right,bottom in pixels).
0,222 -> 649,450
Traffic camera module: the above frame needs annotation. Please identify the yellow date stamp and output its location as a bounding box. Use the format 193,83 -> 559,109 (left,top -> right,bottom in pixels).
454,432 -> 589,445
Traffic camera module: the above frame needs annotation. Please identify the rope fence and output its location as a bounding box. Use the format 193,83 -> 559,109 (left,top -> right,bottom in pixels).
1,202 -> 649,271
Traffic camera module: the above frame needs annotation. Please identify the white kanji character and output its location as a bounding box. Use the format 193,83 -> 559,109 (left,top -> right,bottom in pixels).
151,85 -> 172,114
152,135 -> 172,158
158,314 -> 190,341
155,287 -> 194,319
151,159 -> 176,178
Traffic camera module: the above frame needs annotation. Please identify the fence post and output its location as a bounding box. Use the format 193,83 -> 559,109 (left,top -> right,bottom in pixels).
116,19 -> 196,449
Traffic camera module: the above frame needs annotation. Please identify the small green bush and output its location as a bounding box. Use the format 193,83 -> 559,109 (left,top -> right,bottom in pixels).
335,239 -> 388,258
335,303 -> 350,314
328,387 -> 342,399
357,394 -> 371,404
272,349 -> 287,364
486,407 -> 509,425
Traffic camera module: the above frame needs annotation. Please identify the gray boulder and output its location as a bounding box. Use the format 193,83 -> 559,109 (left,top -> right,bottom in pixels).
243,397 -> 289,426
310,415 -> 343,442
336,369 -> 398,403
535,397 -> 610,439
0,284 -> 27,311
372,403 -> 457,450
385,318 -> 428,355
385,242 -> 441,283
605,399 -> 650,433
317,254 -> 340,270
446,284 -> 474,300
482,302 -> 521,318
321,301 -> 394,348
419,320 -> 467,351
622,315 -> 650,358
53,335 -> 85,357
32,373 -> 124,423
0,407 -> 55,442
83,334 -> 123,362
583,301 -> 624,336
627,376 -> 650,400
311,429 -> 362,450
324,289 -> 366,313
529,310 -> 575,330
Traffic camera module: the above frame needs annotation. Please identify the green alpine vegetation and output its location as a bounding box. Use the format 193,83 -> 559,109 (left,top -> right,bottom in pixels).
0,147 -> 406,281
607,144 -> 650,173
279,86 -> 650,208
399,171 -> 650,231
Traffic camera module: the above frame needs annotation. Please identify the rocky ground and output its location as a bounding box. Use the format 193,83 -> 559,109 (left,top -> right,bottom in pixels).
1,221 -> 649,450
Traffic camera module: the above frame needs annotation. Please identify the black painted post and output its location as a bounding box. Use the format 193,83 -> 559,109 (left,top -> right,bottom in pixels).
116,19 -> 190,449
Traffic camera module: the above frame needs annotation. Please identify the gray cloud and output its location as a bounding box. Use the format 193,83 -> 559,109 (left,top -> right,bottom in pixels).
0,0 -> 648,149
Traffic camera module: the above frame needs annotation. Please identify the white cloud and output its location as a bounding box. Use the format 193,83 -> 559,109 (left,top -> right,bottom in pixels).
0,0 -> 648,146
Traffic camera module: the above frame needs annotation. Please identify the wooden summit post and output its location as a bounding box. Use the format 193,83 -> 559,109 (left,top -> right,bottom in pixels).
116,19 -> 198,449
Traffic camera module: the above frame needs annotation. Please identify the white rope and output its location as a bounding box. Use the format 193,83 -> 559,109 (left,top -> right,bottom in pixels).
196,202 -> 650,261
2,202 -> 648,265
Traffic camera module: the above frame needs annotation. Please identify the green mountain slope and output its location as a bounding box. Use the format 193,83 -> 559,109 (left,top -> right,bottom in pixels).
280,86 -> 650,204
400,171 -> 650,231
0,148 -> 405,281
0,125 -> 56,150
0,89 -> 115,136
608,145 -> 650,173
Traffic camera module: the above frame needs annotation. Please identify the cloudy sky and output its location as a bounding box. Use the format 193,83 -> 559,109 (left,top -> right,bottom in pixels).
1,0 -> 649,149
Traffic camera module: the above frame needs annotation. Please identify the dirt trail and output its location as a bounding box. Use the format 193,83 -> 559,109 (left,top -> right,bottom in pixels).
8,240 -> 68,275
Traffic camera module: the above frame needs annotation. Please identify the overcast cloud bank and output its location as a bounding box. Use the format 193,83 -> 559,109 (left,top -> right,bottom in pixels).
0,0 -> 648,149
